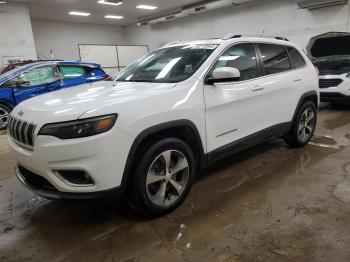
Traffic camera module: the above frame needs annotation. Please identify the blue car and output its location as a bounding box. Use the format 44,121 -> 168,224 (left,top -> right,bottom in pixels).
0,61 -> 108,130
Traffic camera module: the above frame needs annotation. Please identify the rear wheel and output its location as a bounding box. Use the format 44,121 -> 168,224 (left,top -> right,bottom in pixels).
128,138 -> 195,216
0,105 -> 11,131
284,101 -> 317,148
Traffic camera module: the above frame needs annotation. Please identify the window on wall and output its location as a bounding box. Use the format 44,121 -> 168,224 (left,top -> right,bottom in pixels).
287,47 -> 306,69
258,44 -> 291,75
211,43 -> 259,81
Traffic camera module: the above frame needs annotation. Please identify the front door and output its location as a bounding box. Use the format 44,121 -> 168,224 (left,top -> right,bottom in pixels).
13,65 -> 61,104
204,43 -> 266,153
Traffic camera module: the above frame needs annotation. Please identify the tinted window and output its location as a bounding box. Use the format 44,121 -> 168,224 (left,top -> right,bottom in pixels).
211,43 -> 258,81
15,66 -> 57,86
258,44 -> 291,75
115,44 -> 217,83
59,66 -> 87,79
287,47 -> 306,69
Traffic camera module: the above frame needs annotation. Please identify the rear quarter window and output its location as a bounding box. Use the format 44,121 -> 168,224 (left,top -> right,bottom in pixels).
287,47 -> 306,69
59,66 -> 87,79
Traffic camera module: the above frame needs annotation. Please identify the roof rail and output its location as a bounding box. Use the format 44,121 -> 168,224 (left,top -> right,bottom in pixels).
162,41 -> 183,48
223,33 -> 289,41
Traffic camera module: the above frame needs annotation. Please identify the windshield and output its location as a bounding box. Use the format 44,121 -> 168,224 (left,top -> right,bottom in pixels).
114,44 -> 218,83
315,59 -> 350,75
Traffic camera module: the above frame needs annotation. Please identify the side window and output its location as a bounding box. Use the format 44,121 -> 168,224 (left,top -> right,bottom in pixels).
287,47 -> 306,69
16,66 -> 57,86
0,80 -> 15,88
258,44 -> 291,75
211,43 -> 259,81
59,66 -> 87,79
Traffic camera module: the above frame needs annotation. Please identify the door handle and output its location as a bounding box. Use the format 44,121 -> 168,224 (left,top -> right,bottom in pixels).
252,86 -> 264,92
294,77 -> 302,82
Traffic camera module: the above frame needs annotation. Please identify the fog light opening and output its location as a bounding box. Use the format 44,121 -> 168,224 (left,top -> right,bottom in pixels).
54,170 -> 95,186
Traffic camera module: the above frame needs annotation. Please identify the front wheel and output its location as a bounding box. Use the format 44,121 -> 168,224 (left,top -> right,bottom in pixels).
284,101 -> 317,148
128,138 -> 196,216
0,104 -> 11,131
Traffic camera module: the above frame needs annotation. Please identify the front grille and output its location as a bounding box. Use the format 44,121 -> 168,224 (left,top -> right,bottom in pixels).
8,116 -> 36,146
18,165 -> 57,192
319,79 -> 343,89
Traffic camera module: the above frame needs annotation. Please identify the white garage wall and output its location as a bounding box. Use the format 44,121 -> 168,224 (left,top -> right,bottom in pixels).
31,20 -> 126,61
125,0 -> 350,50
0,3 -> 37,68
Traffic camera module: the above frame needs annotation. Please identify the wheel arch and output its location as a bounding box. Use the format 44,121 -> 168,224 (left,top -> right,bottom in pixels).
291,90 -> 319,125
0,100 -> 14,110
120,120 -> 206,193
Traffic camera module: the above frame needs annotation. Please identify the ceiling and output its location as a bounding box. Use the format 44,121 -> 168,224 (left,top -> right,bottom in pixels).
11,0 -> 205,26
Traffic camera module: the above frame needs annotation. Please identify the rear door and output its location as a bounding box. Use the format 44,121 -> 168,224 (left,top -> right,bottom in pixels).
13,65 -> 61,104
255,43 -> 300,126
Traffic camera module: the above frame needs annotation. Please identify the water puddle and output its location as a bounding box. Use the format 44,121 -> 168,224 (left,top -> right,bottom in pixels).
309,135 -> 348,150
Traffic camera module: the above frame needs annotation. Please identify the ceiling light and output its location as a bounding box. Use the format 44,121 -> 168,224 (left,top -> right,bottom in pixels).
105,15 -> 124,19
98,0 -> 122,6
136,4 -> 158,10
69,11 -> 91,16
0,0 -> 7,3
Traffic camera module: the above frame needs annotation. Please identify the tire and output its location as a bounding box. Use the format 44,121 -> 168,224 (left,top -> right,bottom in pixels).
284,101 -> 317,148
0,104 -> 11,131
128,138 -> 196,216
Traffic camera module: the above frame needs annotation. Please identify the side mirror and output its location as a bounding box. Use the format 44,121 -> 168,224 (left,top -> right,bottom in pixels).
206,67 -> 240,84
15,80 -> 30,88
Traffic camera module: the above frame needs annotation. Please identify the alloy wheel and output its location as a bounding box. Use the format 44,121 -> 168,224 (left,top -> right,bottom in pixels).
146,150 -> 190,207
0,108 -> 9,129
298,108 -> 315,143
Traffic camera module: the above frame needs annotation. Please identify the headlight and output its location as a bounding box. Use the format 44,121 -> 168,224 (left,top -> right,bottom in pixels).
38,114 -> 118,139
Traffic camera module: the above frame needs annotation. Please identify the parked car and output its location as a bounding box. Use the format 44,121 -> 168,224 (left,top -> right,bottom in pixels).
8,35 -> 319,216
0,61 -> 108,130
308,32 -> 350,103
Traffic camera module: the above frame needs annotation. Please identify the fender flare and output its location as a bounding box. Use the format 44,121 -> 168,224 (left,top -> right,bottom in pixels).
290,90 -> 319,126
120,119 -> 206,192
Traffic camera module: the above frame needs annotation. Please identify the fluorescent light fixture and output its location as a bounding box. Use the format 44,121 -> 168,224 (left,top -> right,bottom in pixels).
69,11 -> 91,16
136,4 -> 158,10
0,1 -> 7,3
98,0 -> 122,6
105,15 -> 124,19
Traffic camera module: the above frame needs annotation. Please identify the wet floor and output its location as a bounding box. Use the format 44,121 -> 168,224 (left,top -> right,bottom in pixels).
1,103 -> 350,262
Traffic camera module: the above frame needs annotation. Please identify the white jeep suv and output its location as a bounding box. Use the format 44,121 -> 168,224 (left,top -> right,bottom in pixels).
8,35 -> 319,215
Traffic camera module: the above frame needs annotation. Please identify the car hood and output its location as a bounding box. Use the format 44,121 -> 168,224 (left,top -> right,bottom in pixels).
12,81 -> 176,124
313,55 -> 350,63
307,32 -> 350,59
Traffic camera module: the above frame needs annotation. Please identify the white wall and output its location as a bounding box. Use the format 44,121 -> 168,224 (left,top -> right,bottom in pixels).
125,0 -> 350,50
0,3 -> 37,67
31,20 -> 126,61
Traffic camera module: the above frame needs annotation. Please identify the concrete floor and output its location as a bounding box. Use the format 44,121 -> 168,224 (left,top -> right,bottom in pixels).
1,104 -> 350,262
